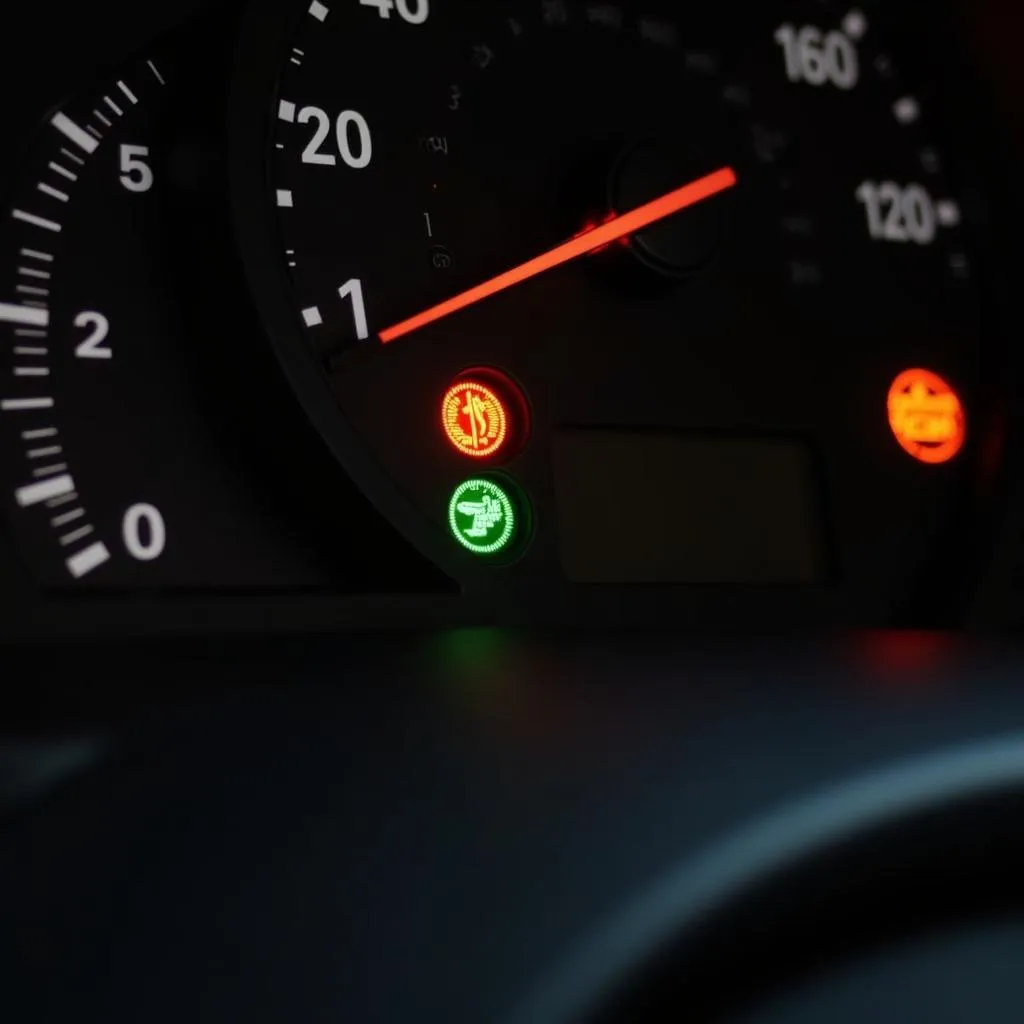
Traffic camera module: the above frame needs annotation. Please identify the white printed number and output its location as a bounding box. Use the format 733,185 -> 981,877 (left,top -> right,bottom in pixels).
122,503 -> 166,562
299,107 -> 372,169
74,311 -> 112,360
856,182 -> 936,245
339,278 -> 369,340
359,0 -> 429,24
119,144 -> 154,192
774,25 -> 858,89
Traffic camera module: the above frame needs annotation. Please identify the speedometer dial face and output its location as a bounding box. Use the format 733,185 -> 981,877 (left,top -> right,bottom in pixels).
233,0 -> 983,625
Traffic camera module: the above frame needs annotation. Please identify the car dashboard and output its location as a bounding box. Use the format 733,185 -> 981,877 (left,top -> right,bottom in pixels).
4,2 -> 1024,1022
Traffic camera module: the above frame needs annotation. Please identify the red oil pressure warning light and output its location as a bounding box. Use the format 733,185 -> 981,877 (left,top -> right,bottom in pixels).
441,370 -> 526,460
887,368 -> 966,465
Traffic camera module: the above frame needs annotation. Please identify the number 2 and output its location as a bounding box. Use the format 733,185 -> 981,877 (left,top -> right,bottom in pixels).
74,311 -> 112,359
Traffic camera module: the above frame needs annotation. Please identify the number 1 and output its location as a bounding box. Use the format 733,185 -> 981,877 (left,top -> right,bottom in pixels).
339,278 -> 369,340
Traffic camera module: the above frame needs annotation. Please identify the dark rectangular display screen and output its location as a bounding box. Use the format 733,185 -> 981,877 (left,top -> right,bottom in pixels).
553,432 -> 824,584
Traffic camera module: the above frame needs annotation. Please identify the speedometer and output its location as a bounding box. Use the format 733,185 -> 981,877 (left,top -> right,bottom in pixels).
232,0 -> 984,625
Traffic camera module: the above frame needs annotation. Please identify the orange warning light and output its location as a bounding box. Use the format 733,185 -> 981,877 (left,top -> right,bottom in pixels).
887,368 -> 966,464
442,378 -> 511,459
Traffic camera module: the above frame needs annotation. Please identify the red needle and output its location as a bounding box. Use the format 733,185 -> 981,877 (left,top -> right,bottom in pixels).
378,166 -> 738,344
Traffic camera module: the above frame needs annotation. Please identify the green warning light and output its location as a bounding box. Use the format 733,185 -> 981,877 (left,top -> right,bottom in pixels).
448,477 -> 518,556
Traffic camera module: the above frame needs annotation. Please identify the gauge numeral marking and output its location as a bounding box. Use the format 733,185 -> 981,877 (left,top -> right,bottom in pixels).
74,311 -> 113,359
123,504 -> 166,561
359,0 -> 429,25
339,279 -> 369,341
855,181 -> 936,245
774,24 -> 859,90
298,107 -> 372,169
119,145 -> 154,193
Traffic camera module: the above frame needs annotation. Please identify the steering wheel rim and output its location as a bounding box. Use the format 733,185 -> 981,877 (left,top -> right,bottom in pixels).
512,733 -> 1024,1022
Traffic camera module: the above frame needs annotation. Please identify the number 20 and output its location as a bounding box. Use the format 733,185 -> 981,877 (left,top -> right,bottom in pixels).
299,107 -> 372,169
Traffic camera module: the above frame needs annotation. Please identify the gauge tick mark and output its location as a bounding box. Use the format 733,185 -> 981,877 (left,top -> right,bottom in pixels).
0,303 -> 49,326
48,162 -> 77,182
66,541 -> 111,579
893,97 -> 920,124
37,183 -> 69,203
45,490 -> 78,509
15,473 -> 73,508
842,10 -> 868,41
50,112 -> 98,154
51,507 -> 84,527
59,524 -> 95,547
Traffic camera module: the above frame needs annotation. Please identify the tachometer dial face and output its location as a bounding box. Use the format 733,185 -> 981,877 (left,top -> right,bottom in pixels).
233,0 -> 984,624
0,41 -> 439,595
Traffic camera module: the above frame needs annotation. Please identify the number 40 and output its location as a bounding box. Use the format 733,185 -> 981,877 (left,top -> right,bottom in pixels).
359,0 -> 429,24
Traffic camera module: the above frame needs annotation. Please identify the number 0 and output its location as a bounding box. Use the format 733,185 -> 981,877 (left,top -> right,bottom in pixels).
123,503 -> 166,561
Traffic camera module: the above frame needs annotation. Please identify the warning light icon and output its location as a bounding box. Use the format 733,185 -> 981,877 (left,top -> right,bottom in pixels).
442,377 -> 512,459
887,368 -> 966,464
448,477 -> 520,556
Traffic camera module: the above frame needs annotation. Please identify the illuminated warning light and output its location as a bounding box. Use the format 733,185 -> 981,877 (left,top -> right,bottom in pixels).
448,477 -> 522,556
442,380 -> 509,458
441,369 -> 528,461
887,368 -> 966,464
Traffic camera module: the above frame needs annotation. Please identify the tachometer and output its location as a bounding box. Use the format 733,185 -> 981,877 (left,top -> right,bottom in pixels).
232,0 -> 984,625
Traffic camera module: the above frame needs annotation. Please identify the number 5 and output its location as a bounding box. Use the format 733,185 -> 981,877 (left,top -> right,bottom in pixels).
119,144 -> 154,193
